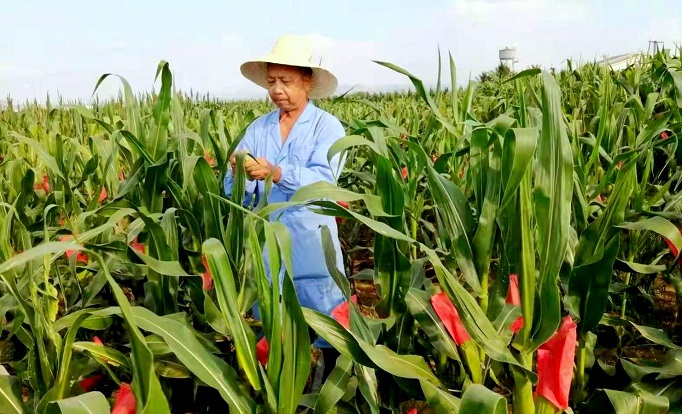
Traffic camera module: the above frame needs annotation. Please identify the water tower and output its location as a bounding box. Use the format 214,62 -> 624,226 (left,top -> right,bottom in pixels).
499,47 -> 518,71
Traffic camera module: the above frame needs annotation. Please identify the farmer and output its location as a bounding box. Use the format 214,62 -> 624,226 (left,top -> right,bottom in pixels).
223,34 -> 345,376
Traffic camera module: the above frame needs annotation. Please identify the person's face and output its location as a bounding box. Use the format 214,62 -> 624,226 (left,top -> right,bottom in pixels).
266,64 -> 312,111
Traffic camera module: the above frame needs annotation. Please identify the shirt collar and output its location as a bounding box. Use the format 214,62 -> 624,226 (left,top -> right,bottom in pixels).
270,100 -> 316,124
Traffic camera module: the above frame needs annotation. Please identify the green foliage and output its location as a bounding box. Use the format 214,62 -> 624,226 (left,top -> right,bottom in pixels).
0,48 -> 681,413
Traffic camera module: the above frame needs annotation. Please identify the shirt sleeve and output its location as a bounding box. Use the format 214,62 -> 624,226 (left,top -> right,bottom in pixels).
223,124 -> 259,206
275,115 -> 346,194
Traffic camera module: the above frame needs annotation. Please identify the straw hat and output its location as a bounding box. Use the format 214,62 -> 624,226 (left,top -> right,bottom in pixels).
240,34 -> 338,99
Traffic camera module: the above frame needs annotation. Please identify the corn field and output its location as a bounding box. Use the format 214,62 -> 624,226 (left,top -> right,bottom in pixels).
1,49 -> 682,414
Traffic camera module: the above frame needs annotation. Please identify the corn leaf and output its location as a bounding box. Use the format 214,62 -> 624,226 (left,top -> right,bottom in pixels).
0,368 -> 23,414
129,307 -> 256,413
45,392 -> 110,414
203,238 -> 259,391
424,163 -> 481,295
420,379 -> 462,413
314,355 -> 354,414
279,276 -> 312,413
459,384 -> 508,414
405,288 -> 462,362
569,163 -> 636,334
530,71 -> 574,350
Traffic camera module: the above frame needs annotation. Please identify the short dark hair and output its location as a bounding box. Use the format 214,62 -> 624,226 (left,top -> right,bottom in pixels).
298,66 -> 313,77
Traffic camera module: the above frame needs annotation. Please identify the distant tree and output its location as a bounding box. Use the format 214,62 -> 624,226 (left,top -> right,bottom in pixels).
495,63 -> 512,79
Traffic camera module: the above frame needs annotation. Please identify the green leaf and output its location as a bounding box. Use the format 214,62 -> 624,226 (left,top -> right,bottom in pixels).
92,72 -> 144,140
600,315 -> 680,350
0,242 -> 76,274
530,71 -> 574,350
569,164 -> 636,334
449,52 -> 459,125
72,341 -> 130,369
373,155 -> 410,315
203,238 -> 259,391
356,365 -> 380,414
290,181 -> 394,218
144,334 -> 172,356
616,260 -> 666,274
373,61 -> 460,136
471,131 -> 502,287
255,199 -> 414,244
571,235 -> 621,333
587,388 -> 669,413
227,151 -> 246,271
499,128 -> 538,211
263,224 -> 284,389
302,308 -> 375,368
353,332 -> 442,386
11,133 -> 65,179
630,323 -> 681,350
327,135 -> 380,166
99,264 -> 171,413
0,369 -> 23,414
279,276 -> 312,414
470,127 -> 490,213
503,68 -> 542,84
620,349 -> 682,381
154,359 -> 191,379
45,392 -> 110,414
492,303 -> 523,337
130,307 -> 256,413
421,248 -> 536,379
424,163 -> 481,295
195,159 -> 224,242
314,355 -> 354,414
321,226 -> 351,299
405,289 -> 461,361
52,308 -> 119,332
131,248 -> 195,277
617,217 -> 682,260
204,295 -> 230,337
148,61 -> 172,162
118,130 -> 155,164
420,379 -> 462,413
459,384 -> 508,413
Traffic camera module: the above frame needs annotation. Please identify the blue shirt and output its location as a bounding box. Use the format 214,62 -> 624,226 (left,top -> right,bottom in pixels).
223,101 -> 346,328
223,100 -> 345,208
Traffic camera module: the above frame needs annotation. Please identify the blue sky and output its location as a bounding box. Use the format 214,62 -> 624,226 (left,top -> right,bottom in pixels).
1,0 -> 680,102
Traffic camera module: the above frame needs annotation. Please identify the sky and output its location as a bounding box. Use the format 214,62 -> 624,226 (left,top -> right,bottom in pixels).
1,0 -> 681,103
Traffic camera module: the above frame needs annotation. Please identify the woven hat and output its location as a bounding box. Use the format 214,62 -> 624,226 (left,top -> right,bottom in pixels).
240,35 -> 338,99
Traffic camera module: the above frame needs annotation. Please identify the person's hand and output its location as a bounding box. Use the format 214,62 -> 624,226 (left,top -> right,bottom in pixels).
230,150 -> 251,174
229,154 -> 237,171
245,157 -> 281,182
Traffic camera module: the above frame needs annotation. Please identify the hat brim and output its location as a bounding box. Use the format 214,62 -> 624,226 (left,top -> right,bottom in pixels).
240,57 -> 338,99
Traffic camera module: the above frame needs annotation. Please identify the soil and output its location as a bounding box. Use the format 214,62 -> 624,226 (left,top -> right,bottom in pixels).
652,274 -> 681,330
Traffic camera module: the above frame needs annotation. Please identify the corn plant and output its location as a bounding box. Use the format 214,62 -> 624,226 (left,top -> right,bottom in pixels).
0,48 -> 681,413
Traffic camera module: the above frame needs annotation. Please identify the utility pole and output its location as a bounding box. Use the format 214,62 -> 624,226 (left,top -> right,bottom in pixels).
647,40 -> 664,55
